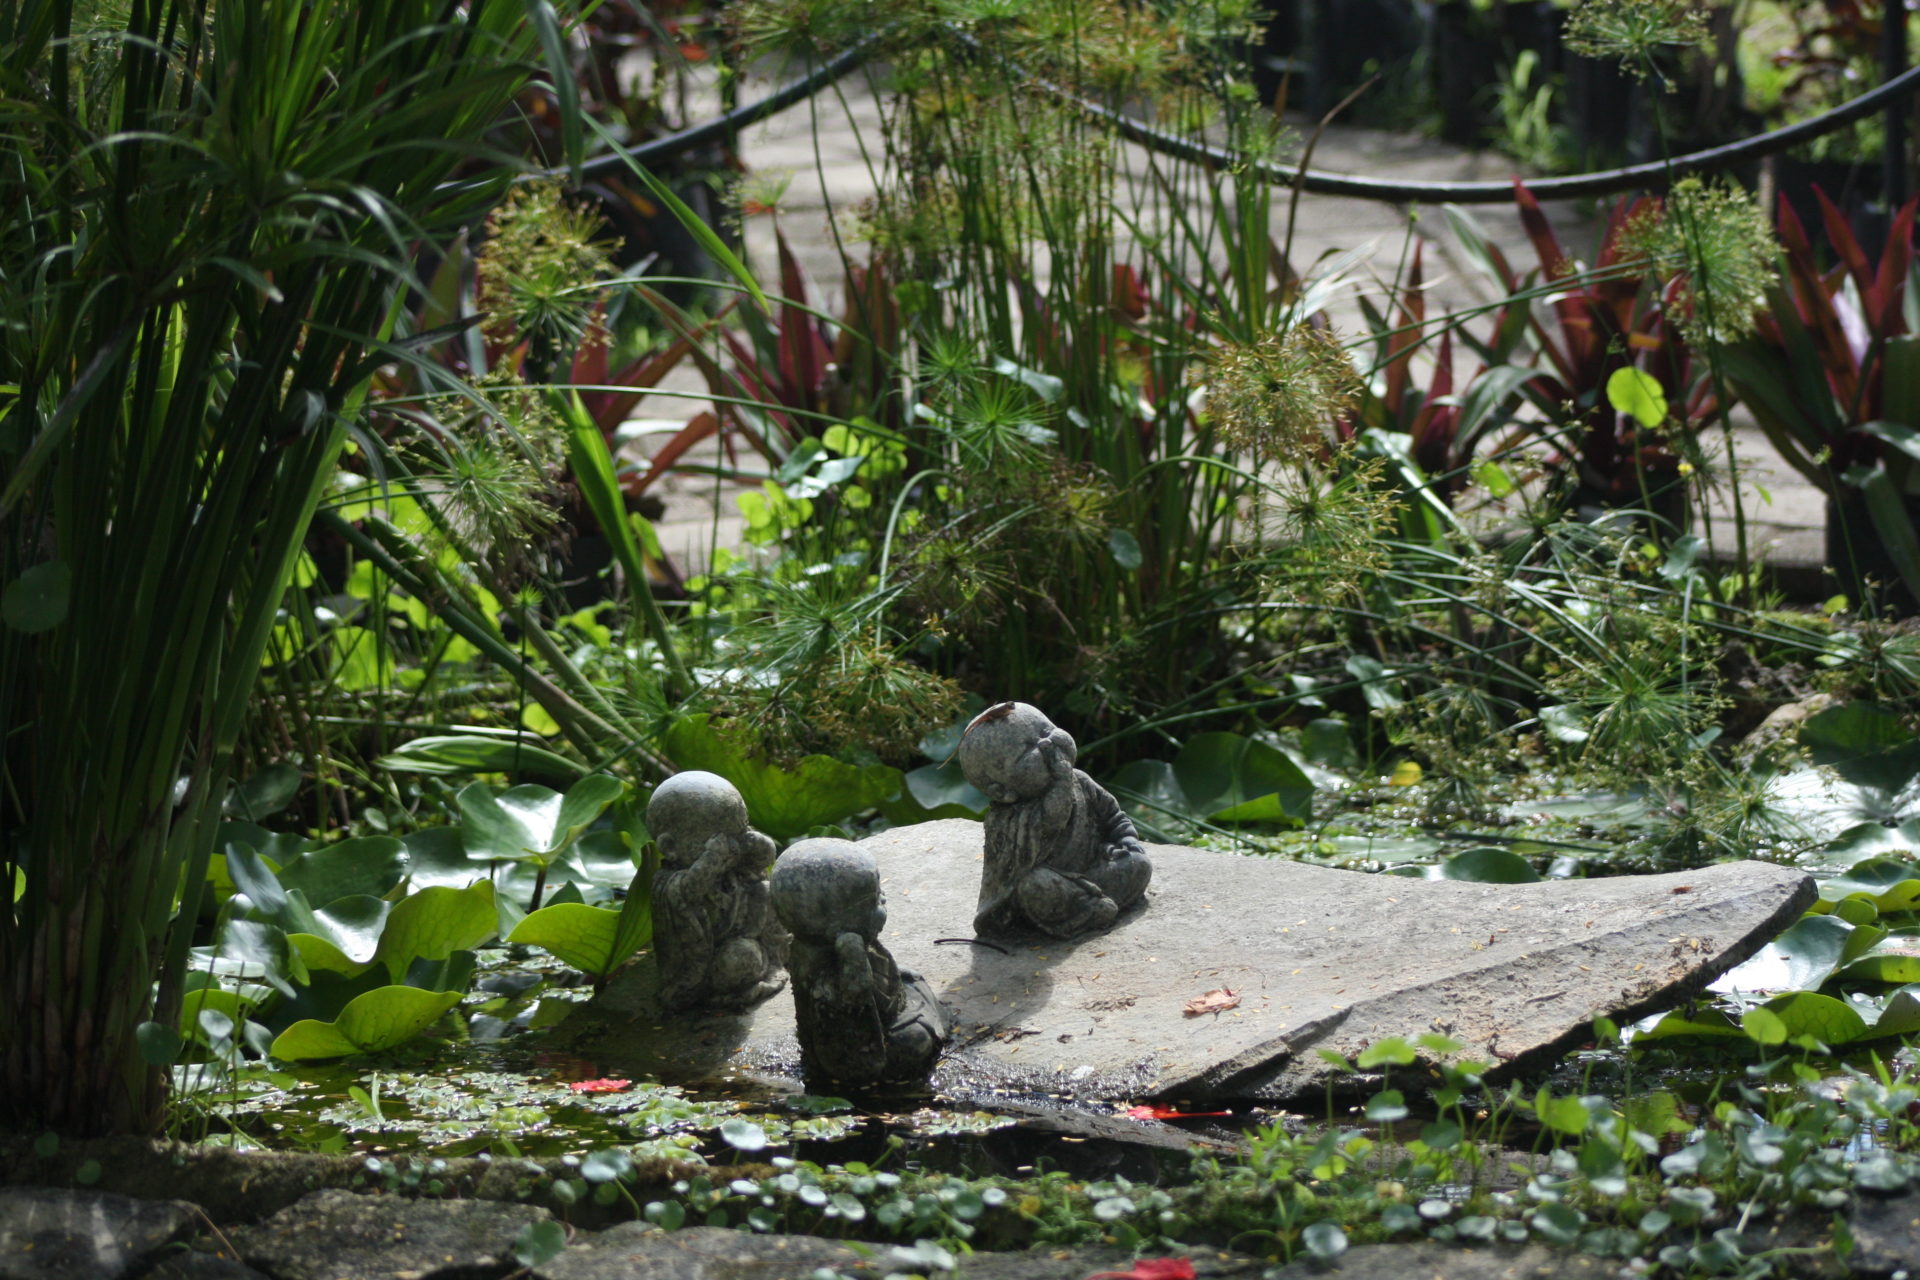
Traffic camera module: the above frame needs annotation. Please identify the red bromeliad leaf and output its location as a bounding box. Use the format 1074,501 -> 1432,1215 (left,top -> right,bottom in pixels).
567,1078 -> 633,1093
1182,987 -> 1239,1016
1126,1105 -> 1233,1121
1082,1259 -> 1197,1280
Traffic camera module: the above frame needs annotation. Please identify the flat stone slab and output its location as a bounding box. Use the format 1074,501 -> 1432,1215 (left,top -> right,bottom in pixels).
579,821 -> 1814,1104
232,1189 -> 549,1280
0,1187 -> 197,1280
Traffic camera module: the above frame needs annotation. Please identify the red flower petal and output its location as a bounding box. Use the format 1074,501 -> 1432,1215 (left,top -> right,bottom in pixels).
567,1077 -> 633,1093
1082,1259 -> 1197,1280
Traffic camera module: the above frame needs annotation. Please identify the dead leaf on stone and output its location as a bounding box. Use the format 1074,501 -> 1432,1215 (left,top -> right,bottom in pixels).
1183,987 -> 1239,1017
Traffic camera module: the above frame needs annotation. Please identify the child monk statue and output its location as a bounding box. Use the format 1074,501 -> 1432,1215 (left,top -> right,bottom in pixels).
956,702 -> 1152,939
647,771 -> 788,1012
769,838 -> 947,1090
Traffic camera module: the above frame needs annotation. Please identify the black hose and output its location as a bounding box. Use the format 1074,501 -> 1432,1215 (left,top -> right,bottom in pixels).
535,31 -> 1920,205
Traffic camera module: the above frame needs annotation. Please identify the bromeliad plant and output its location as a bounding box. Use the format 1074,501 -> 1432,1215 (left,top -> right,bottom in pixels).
0,0 -> 573,1135
1721,191 -> 1920,607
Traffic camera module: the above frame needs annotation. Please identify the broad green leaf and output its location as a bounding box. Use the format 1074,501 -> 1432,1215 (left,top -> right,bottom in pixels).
136,1021 -> 184,1066
1534,1089 -> 1590,1135
459,774 -> 624,867
1356,1036 -> 1417,1068
228,764 -> 302,820
2,560 -> 71,632
663,715 -> 901,839
513,1221 -> 567,1269
1109,759 -> 1193,831
289,895 -> 392,969
377,733 -> 584,784
508,902 -> 619,975
1835,933 -> 1920,985
273,837 -> 408,906
1605,367 -> 1667,429
1173,732 -> 1313,825
270,986 -> 465,1060
371,881 -> 498,984
1428,846 -> 1540,883
1107,528 -> 1143,571
878,762 -> 989,825
1711,914 -> 1853,994
403,827 -> 486,890
1761,990 -> 1868,1046
1800,703 -> 1912,764
1741,1007 -> 1788,1046
1819,858 -> 1920,911
1874,984 -> 1920,1037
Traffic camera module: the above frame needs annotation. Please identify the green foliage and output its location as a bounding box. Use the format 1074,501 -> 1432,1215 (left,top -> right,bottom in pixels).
663,714 -> 903,839
0,0 -> 560,1135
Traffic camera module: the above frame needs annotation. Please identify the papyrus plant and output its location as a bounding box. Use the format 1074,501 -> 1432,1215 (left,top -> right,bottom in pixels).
0,0 -> 571,1134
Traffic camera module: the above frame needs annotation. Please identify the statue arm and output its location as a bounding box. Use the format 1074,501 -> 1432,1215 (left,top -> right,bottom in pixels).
1082,773 -> 1144,856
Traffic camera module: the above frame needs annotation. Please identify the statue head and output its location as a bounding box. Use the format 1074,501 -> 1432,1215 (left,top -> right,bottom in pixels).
647,771 -> 750,869
956,702 -> 1076,805
770,838 -> 886,941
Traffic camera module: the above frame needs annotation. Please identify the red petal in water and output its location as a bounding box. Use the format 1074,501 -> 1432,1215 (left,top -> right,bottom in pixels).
1125,1105 -> 1232,1120
567,1078 -> 633,1093
1082,1259 -> 1197,1280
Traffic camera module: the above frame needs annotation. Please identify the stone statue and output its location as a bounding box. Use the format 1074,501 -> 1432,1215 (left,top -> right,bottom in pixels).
647,771 -> 788,1012
956,701 -> 1151,939
769,838 -> 947,1091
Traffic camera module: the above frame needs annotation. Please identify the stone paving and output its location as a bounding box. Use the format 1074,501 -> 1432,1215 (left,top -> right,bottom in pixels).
626,68 -> 1829,590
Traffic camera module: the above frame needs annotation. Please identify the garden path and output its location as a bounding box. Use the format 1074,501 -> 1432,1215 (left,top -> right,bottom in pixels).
635,74 -> 1828,594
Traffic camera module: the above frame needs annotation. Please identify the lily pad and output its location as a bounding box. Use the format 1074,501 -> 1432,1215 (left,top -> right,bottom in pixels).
1427,847 -> 1540,883
377,732 -> 585,784
663,715 -> 901,839
370,881 -> 498,984
270,986 -> 466,1061
274,837 -> 410,906
458,775 -> 627,866
880,761 -> 989,824
1711,914 -> 1855,994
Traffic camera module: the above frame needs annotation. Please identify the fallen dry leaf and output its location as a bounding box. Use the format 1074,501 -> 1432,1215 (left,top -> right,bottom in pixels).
1182,987 -> 1239,1016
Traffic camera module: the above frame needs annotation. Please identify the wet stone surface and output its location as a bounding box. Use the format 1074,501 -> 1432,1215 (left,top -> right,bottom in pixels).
0,1186 -> 197,1280
230,1188 -> 550,1280
579,821 -> 1815,1103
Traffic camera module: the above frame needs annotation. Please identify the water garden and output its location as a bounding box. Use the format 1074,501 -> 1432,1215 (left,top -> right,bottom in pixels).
11,1 -> 1920,1277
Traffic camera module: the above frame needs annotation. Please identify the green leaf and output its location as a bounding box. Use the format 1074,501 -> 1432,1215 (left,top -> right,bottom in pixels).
1843,463 -> 1920,604
273,837 -> 409,906
228,764 -> 302,820
1800,703 -> 1912,763
878,762 -> 989,824
269,986 -> 465,1060
1535,1089 -> 1591,1136
1173,732 -> 1314,825
403,828 -> 486,890
376,733 -> 585,784
1428,846 -> 1540,883
1605,367 -> 1667,430
1835,933 -> 1920,986
1107,528 -> 1143,571
1713,913 -> 1853,993
1819,858 -> 1920,912
1356,1036 -> 1417,1068
371,881 -> 498,984
136,1021 -> 184,1066
663,715 -> 901,839
720,1117 -> 768,1151
2,560 -> 71,633
1303,1222 -> 1348,1260
1740,1007 -> 1788,1046
507,902 -> 627,977
458,776 -> 623,869
1760,991 -> 1868,1046
1365,1089 -> 1409,1121
291,895 -> 392,969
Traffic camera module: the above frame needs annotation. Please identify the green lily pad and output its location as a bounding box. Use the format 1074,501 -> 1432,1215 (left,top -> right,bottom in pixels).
1425,847 -> 1540,883
274,837 -> 409,907
879,761 -> 989,825
286,894 -> 392,974
1800,703 -> 1912,764
403,827 -> 486,891
1835,932 -> 1920,985
663,715 -> 901,840
508,903 -> 631,978
370,881 -> 498,984
377,733 -> 585,784
1712,914 -> 1854,994
458,775 -> 628,866
1819,858 -> 1920,911
269,986 -> 466,1061
1175,732 -> 1314,825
